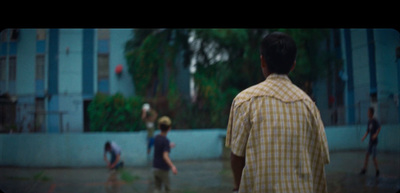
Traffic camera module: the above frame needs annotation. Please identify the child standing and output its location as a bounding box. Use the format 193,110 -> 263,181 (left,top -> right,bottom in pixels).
153,116 -> 177,193
142,103 -> 158,155
360,107 -> 382,177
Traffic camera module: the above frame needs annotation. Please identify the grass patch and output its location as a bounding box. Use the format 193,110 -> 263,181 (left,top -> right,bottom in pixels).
33,171 -> 52,182
219,168 -> 232,176
119,170 -> 140,183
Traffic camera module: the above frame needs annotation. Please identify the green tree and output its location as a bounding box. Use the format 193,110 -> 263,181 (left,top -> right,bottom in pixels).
125,29 -> 192,128
88,93 -> 144,132
277,28 -> 331,97
124,28 -> 331,128
125,29 -> 191,97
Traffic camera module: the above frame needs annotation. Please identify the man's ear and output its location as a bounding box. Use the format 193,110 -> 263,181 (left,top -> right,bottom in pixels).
260,55 -> 267,68
290,60 -> 296,72
260,54 -> 269,78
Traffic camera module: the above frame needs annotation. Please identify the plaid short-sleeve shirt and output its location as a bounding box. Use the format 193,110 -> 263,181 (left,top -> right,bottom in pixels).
226,74 -> 330,193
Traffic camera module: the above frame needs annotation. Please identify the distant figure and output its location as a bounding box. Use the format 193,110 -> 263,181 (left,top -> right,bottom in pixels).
104,141 -> 124,170
360,107 -> 382,177
226,32 -> 330,193
153,116 -> 177,193
142,103 -> 158,154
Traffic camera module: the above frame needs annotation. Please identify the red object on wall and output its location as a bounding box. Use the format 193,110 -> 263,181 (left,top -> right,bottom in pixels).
329,95 -> 335,105
115,64 -> 123,74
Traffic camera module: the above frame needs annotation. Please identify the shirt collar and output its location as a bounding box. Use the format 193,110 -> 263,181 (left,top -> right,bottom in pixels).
265,73 -> 291,82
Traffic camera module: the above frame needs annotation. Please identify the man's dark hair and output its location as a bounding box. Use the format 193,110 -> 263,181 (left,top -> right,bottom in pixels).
369,107 -> 375,115
105,141 -> 111,151
159,124 -> 170,132
260,32 -> 297,74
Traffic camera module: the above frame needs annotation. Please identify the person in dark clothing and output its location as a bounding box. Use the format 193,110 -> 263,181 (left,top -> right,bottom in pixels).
360,107 -> 382,177
153,116 -> 177,193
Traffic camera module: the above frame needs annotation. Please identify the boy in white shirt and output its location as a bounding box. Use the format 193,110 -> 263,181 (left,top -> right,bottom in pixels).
104,141 -> 124,170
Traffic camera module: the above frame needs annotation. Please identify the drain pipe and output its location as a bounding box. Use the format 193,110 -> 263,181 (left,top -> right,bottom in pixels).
396,47 -> 400,122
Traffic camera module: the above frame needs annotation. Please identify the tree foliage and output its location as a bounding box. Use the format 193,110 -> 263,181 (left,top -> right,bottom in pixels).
125,29 -> 191,97
88,93 -> 144,132
124,28 -> 331,129
277,28 -> 331,96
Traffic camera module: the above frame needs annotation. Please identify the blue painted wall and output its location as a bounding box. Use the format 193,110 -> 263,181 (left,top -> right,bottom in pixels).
47,29 -> 60,133
374,29 -> 400,124
5,29 -> 139,133
325,124 -> 400,153
343,29 -> 356,124
374,29 -> 399,100
109,29 -> 135,97
0,129 -> 226,167
14,30 -> 37,133
58,29 -> 83,94
47,95 -> 59,133
317,28 -> 400,125
0,126 -> 398,168
48,29 -> 59,95
16,29 -> 36,95
367,29 -> 378,96
82,29 -> 94,98
3,28 -> 191,133
57,29 -> 84,133
15,96 -> 35,132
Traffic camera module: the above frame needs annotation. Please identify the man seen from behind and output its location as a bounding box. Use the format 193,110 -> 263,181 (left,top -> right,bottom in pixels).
226,32 -> 330,193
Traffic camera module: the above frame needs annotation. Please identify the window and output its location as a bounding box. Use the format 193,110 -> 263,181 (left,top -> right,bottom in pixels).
35,98 -> 45,132
0,29 -> 7,42
10,29 -> 19,41
97,29 -> 110,40
97,29 -> 109,80
36,55 -> 45,80
36,29 -> 46,40
8,56 -> 16,81
97,54 -> 109,79
0,57 -> 6,81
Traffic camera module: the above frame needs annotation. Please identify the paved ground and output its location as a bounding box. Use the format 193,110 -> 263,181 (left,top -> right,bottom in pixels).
0,150 -> 399,193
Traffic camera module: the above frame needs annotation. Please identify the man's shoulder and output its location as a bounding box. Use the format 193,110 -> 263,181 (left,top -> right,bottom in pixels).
233,78 -> 312,107
235,82 -> 264,97
232,82 -> 266,106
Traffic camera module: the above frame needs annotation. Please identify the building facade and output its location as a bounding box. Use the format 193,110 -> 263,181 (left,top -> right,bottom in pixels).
1,28 -> 398,133
0,29 -> 138,133
314,28 -> 400,126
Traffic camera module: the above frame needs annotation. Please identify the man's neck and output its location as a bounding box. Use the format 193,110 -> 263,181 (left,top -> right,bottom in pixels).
160,131 -> 168,136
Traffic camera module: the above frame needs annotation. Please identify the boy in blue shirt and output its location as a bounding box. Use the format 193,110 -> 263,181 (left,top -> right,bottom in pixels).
153,116 -> 177,193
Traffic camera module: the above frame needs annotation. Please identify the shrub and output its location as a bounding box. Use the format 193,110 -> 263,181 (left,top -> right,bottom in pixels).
88,93 -> 145,132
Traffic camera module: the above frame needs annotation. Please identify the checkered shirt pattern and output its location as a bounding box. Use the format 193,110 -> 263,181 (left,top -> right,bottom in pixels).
226,74 -> 330,193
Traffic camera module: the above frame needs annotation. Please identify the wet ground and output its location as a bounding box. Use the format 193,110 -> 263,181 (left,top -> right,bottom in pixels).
0,150 -> 399,193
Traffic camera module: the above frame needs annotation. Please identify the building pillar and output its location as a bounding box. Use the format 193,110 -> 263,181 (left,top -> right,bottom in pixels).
397,47 -> 400,122
344,29 -> 355,124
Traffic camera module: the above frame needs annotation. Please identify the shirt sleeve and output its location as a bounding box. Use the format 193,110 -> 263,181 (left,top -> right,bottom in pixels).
225,99 -> 251,157
316,107 -> 330,164
163,139 -> 171,153
111,142 -> 121,155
